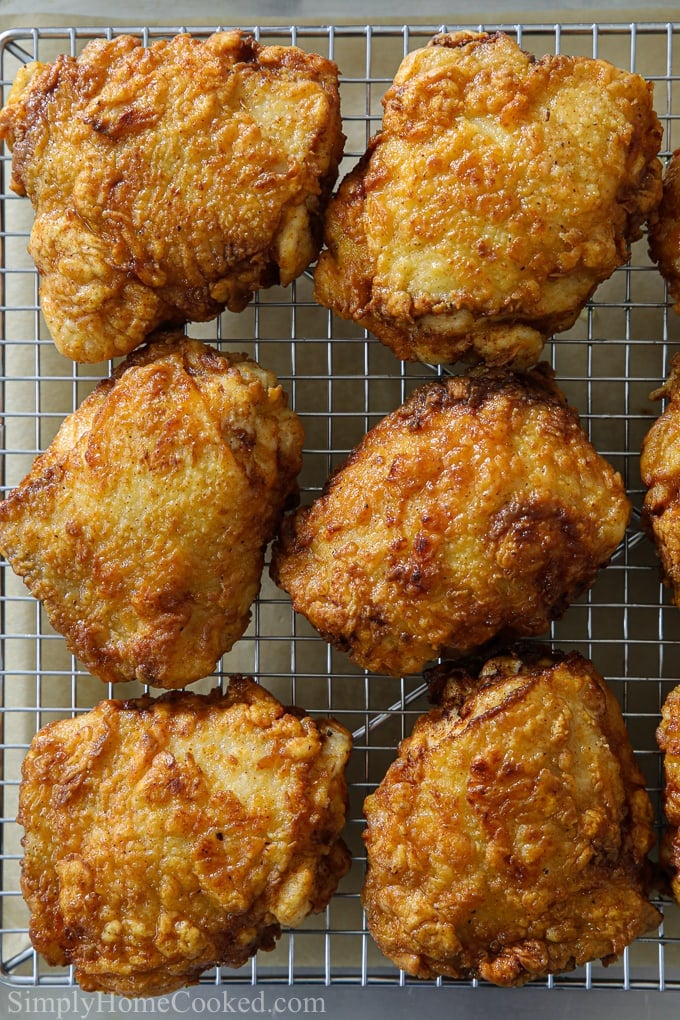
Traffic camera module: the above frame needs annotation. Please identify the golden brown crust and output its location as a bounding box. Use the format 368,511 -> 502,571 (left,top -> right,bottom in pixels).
271,364 -> 631,676
363,647 -> 660,986
0,332 -> 304,687
18,677 -> 352,996
314,30 -> 663,367
657,685 -> 680,900
649,150 -> 680,309
640,354 -> 680,604
0,31 -> 344,362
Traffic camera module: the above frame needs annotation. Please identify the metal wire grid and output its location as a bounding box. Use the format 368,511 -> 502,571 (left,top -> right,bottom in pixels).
0,19 -> 679,998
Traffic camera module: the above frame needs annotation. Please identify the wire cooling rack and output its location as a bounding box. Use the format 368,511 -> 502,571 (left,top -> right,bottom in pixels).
1,19 -> 680,1012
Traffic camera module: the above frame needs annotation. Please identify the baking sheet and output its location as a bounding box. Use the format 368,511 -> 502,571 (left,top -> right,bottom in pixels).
0,19 -> 679,1009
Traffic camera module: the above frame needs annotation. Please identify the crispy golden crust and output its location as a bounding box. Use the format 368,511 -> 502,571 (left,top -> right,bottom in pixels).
18,677 -> 352,997
271,365 -> 631,676
657,685 -> 680,901
640,354 -> 680,604
363,647 -> 660,986
0,332 -> 304,687
0,31 -> 343,362
314,31 -> 662,367
649,150 -> 680,309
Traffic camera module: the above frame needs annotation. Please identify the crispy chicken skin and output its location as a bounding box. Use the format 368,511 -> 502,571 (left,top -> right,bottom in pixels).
656,685 -> 680,901
18,677 -> 352,997
649,150 -> 680,311
314,31 -> 663,367
271,364 -> 631,677
0,31 -> 343,362
363,647 -> 661,986
0,332 -> 304,688
640,354 -> 680,603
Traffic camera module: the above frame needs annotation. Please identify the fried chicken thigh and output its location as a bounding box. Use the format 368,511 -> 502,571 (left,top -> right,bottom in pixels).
363,647 -> 660,986
641,354 -> 680,604
314,31 -> 662,367
18,677 -> 352,996
0,332 -> 304,687
657,684 -> 680,902
271,364 -> 630,676
649,149 -> 680,311
0,31 -> 343,362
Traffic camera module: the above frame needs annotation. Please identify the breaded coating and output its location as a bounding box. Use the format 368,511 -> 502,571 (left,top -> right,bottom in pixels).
649,149 -> 680,310
18,677 -> 352,997
314,31 -> 662,367
0,332 -> 304,688
271,364 -> 630,677
657,685 -> 680,901
0,31 -> 343,362
363,647 -> 661,986
641,354 -> 680,604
